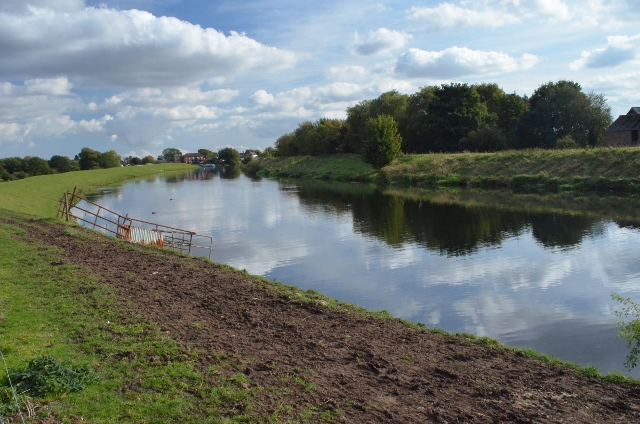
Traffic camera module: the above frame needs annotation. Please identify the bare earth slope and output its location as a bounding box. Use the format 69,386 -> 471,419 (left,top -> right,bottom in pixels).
22,218 -> 640,423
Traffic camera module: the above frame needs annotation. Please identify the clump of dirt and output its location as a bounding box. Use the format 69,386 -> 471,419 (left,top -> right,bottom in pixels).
20,219 -> 640,422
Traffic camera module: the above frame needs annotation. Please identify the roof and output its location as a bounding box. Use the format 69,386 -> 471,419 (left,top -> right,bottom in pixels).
607,114 -> 640,132
182,153 -> 204,157
629,107 -> 640,115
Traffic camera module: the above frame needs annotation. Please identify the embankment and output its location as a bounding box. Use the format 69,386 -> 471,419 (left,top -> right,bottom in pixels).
249,148 -> 640,193
2,213 -> 640,422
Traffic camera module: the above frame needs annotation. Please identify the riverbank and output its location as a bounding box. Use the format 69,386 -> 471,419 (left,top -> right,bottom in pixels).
0,163 -> 195,217
2,212 -> 640,422
249,148 -> 640,193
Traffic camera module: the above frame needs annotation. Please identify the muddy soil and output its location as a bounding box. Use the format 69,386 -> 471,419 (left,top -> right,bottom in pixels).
20,218 -> 640,422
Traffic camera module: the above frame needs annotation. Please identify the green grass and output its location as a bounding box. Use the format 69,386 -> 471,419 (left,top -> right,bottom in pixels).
252,148 -> 640,193
0,163 -> 195,218
0,215 -> 267,422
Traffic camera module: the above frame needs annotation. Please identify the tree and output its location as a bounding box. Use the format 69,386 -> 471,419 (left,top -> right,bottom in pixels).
198,149 -> 216,161
162,148 -> 182,161
458,126 -> 510,152
218,147 -> 240,166
426,83 -> 489,152
343,100 -> 372,154
343,91 -> 408,155
517,80 -> 611,149
262,147 -> 276,158
612,294 -> 640,370
0,157 -> 25,174
141,155 -> 156,164
363,114 -> 402,169
49,155 -> 79,173
77,148 -> 101,170
275,133 -> 297,156
99,150 -> 121,169
0,164 -> 11,181
23,156 -> 51,176
399,86 -> 437,153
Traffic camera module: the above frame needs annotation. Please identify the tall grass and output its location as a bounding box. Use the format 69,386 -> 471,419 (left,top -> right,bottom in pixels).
253,148 -> 640,193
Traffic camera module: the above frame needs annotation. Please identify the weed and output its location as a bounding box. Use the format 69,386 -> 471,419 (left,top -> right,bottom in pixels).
7,356 -> 96,398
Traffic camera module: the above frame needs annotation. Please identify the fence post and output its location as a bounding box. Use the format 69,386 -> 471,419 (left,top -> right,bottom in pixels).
64,192 -> 70,222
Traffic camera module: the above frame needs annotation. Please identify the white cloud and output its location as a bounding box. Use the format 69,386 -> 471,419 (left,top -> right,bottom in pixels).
24,77 -> 73,96
350,28 -> 411,56
405,0 -> 640,30
407,2 -> 520,29
249,90 -> 274,105
0,6 -> 297,87
570,33 -> 640,69
395,46 -> 539,79
0,0 -> 84,13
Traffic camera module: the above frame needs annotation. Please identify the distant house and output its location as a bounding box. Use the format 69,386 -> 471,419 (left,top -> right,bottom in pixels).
174,153 -> 205,163
606,107 -> 640,147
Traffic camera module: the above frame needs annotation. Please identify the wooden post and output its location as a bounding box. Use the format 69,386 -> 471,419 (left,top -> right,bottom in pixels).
64,192 -> 70,222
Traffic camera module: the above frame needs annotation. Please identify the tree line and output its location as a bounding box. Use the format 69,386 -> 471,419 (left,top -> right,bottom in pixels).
275,80 -> 613,168
0,145 -> 274,181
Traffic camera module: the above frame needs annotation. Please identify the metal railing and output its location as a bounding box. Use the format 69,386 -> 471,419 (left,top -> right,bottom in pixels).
58,190 -> 213,259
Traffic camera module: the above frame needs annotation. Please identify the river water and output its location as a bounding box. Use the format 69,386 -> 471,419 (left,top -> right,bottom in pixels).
84,167 -> 640,377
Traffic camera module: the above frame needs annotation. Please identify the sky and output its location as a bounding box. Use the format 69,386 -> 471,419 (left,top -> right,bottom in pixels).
0,0 -> 639,160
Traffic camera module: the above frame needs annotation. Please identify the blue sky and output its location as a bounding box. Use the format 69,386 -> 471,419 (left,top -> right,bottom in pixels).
1,0 -> 639,159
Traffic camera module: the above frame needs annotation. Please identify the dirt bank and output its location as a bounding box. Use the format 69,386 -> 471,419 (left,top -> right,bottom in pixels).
19,218 -> 640,422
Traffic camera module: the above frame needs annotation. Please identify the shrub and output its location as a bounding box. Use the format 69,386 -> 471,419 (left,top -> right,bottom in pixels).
555,135 -> 579,149
362,114 -> 402,169
8,356 -> 96,398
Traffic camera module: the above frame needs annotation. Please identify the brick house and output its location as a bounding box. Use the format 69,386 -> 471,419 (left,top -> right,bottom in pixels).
174,153 -> 205,163
606,107 -> 640,147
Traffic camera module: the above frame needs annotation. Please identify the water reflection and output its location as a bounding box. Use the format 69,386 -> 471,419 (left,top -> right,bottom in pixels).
292,181 -> 607,255
83,171 -> 640,377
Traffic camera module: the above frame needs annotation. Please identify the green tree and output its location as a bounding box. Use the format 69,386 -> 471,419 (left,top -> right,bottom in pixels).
612,294 -> 640,370
23,156 -> 51,176
261,147 -> 276,158
369,90 -> 408,122
77,148 -> 101,170
48,155 -> 78,173
426,83 -> 489,152
162,148 -> 182,161
0,164 -> 11,181
275,132 -> 297,156
343,91 -> 407,154
99,150 -> 121,169
343,100 -> 372,154
399,86 -> 437,153
458,126 -> 509,152
218,147 -> 240,166
363,114 -> 402,169
198,149 -> 216,161
517,80 -> 611,149
0,157 -> 25,174
141,155 -> 156,164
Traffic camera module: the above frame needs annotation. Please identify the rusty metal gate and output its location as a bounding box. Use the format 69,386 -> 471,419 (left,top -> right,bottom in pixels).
58,190 -> 213,259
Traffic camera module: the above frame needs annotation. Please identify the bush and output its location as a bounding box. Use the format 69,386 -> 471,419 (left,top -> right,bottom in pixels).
555,135 -> 580,149
8,356 -> 96,398
362,114 -> 402,169
612,294 -> 640,370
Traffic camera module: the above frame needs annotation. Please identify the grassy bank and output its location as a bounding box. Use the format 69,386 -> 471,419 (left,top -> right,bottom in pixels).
249,148 -> 640,193
0,163 -> 195,217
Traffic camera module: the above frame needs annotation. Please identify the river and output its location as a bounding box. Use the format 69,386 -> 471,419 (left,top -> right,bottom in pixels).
82,167 -> 640,377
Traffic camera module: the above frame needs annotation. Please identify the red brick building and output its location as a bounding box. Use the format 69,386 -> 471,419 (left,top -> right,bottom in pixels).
173,153 -> 205,163
605,107 -> 640,147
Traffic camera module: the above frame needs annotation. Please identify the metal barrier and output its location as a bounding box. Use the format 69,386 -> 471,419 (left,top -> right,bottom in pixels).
58,190 -> 213,259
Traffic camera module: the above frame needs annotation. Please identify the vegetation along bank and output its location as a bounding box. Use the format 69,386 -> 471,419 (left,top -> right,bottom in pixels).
247,147 -> 640,193
0,148 -> 639,422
